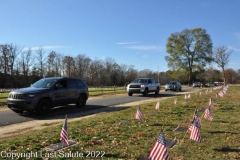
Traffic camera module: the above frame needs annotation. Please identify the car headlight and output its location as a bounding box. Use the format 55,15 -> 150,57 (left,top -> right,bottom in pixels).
140,84 -> 145,88
27,94 -> 36,98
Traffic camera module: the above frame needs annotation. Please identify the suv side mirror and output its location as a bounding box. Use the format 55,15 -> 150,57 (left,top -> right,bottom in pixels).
55,83 -> 62,89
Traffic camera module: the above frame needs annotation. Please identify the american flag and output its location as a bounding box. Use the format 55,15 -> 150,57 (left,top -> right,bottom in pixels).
155,100 -> 160,110
148,131 -> 169,160
60,115 -> 69,146
223,90 -> 226,95
189,117 -> 202,143
199,91 -> 202,96
209,97 -> 214,107
193,111 -> 201,129
219,91 -> 224,97
187,94 -> 191,99
206,89 -> 208,93
135,106 -> 143,121
184,94 -> 187,100
204,106 -> 213,121
174,98 -> 177,105
216,93 -> 219,99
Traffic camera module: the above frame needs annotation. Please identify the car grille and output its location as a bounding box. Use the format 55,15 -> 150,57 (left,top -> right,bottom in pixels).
8,94 -> 26,99
129,85 -> 140,88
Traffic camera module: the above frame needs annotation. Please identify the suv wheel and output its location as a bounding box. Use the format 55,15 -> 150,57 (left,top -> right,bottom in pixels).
128,92 -> 133,96
36,99 -> 50,116
12,109 -> 23,114
155,88 -> 159,95
143,88 -> 148,96
76,95 -> 86,108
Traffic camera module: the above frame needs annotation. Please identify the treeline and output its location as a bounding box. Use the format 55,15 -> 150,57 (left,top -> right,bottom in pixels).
0,44 -> 239,88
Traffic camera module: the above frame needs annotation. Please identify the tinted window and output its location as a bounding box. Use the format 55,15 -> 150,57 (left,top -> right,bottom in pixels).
58,80 -> 67,88
31,79 -> 57,88
67,79 -> 77,87
76,79 -> 84,86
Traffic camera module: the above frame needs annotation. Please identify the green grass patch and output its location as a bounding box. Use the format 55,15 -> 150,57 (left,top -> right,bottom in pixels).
0,92 -> 8,103
89,87 -> 127,96
0,86 -> 240,159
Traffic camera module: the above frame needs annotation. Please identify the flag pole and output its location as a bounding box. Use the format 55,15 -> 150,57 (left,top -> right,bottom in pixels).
179,129 -> 188,146
179,106 -> 198,146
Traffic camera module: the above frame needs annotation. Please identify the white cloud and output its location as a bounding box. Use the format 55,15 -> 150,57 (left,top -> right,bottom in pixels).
228,46 -> 240,52
233,32 -> 240,41
23,45 -> 72,51
124,45 -> 163,51
116,42 -> 139,45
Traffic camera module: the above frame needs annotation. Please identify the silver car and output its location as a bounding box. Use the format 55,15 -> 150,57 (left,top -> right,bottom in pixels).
165,81 -> 182,91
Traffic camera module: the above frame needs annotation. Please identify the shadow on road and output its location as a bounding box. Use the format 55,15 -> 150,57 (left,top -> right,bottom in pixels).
17,104 -> 129,120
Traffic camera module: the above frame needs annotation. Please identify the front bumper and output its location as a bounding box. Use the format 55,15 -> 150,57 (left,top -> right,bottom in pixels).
165,85 -> 174,90
127,88 -> 145,93
7,98 -> 36,111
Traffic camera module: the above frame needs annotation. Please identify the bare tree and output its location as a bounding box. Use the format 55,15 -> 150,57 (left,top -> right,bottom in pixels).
212,46 -> 233,85
46,51 -> 56,77
20,48 -> 33,86
36,47 -> 46,78
62,56 -> 74,77
0,44 -> 9,88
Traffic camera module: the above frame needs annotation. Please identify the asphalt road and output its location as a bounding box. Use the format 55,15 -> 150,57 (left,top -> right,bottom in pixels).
0,87 -> 197,127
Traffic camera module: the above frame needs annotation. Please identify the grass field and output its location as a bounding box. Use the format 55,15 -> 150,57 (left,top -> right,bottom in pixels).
0,85 -> 239,159
0,92 -> 8,103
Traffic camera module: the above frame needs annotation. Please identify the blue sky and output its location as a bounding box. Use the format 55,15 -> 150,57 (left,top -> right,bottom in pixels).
1,0 -> 240,72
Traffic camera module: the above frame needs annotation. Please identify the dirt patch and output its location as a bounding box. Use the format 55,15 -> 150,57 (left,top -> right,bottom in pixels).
4,127 -> 34,135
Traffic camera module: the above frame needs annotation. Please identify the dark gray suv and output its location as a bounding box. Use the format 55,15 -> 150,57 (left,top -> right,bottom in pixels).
7,77 -> 89,115
165,81 -> 182,91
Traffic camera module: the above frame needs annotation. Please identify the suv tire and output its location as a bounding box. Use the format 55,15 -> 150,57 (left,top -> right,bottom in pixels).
128,92 -> 133,96
143,88 -> 148,96
155,87 -> 159,95
12,109 -> 23,114
36,99 -> 50,116
76,94 -> 86,108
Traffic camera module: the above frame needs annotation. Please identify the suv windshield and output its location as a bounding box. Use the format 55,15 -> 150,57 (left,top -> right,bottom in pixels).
132,79 -> 148,83
31,79 -> 57,88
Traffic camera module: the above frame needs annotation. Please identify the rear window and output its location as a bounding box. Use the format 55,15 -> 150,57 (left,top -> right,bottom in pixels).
67,79 -> 77,87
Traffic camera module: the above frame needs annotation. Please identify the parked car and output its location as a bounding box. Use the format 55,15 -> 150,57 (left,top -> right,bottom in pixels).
205,82 -> 214,87
192,82 -> 202,87
165,81 -> 182,91
127,78 -> 160,96
7,77 -> 89,115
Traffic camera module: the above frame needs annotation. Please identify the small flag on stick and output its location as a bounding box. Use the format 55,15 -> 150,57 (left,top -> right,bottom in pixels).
135,106 -> 143,121
209,97 -> 214,107
60,115 -> 69,146
189,117 -> 202,143
216,93 -> 219,99
155,100 -> 160,110
219,91 -> 224,97
204,106 -> 213,121
148,131 -> 169,160
193,110 -> 201,129
174,98 -> 177,105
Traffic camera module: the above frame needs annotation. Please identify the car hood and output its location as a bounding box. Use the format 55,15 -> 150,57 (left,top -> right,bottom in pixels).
130,82 -> 146,85
12,87 -> 49,93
